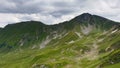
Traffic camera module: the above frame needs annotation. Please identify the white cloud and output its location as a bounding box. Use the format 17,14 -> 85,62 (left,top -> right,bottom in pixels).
0,13 -> 76,27
0,13 -> 19,27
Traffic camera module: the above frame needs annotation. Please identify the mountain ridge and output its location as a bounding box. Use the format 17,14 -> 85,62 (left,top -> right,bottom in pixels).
3,13 -> 120,29
0,13 -> 119,52
0,13 -> 120,68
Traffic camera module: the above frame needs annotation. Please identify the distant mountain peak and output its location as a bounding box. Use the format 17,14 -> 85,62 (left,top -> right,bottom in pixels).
70,13 -> 93,22
80,13 -> 92,20
80,13 -> 92,16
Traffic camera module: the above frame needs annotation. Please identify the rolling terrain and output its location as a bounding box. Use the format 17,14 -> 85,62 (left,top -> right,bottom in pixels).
0,13 -> 120,68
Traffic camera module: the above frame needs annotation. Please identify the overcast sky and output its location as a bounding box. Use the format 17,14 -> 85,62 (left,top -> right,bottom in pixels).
0,0 -> 120,27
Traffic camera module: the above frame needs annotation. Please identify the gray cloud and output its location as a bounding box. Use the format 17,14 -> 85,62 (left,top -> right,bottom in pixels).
0,0 -> 84,15
0,0 -> 120,27
0,0 -> 45,13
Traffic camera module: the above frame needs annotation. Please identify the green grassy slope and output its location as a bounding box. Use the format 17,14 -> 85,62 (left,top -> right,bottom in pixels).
0,13 -> 120,68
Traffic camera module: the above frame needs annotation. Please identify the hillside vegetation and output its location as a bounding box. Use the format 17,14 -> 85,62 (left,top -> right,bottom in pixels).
0,13 -> 120,68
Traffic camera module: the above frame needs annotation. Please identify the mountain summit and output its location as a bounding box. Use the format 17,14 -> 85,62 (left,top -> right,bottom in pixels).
0,13 -> 120,68
72,13 -> 92,22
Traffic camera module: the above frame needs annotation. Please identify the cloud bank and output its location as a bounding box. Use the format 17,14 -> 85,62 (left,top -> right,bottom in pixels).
0,0 -> 120,27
